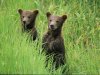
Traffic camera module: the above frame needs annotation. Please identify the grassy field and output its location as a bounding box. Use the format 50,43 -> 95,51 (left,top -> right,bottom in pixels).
0,0 -> 100,74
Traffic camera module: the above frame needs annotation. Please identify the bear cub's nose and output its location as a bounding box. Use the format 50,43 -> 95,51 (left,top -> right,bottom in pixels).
23,21 -> 26,24
50,25 -> 54,29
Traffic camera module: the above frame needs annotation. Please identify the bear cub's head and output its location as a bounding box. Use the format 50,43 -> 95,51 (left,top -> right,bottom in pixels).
46,12 -> 67,31
18,9 -> 38,29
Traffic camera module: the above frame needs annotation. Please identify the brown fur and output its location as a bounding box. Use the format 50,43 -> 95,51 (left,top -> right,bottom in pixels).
18,9 -> 38,41
42,12 -> 67,69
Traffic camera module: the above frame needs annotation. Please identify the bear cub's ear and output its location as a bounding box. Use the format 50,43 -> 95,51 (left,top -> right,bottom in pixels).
46,12 -> 51,17
62,15 -> 67,21
33,10 -> 39,15
18,9 -> 23,14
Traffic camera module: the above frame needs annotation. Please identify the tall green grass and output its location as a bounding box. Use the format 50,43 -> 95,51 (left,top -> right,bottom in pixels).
0,0 -> 100,74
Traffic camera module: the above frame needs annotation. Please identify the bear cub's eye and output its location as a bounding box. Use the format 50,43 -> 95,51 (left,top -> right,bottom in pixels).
22,16 -> 24,18
56,21 -> 59,23
28,16 -> 31,19
49,20 -> 52,22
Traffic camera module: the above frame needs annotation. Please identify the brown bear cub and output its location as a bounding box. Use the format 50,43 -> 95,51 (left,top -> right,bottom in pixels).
18,9 -> 38,41
42,12 -> 67,69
